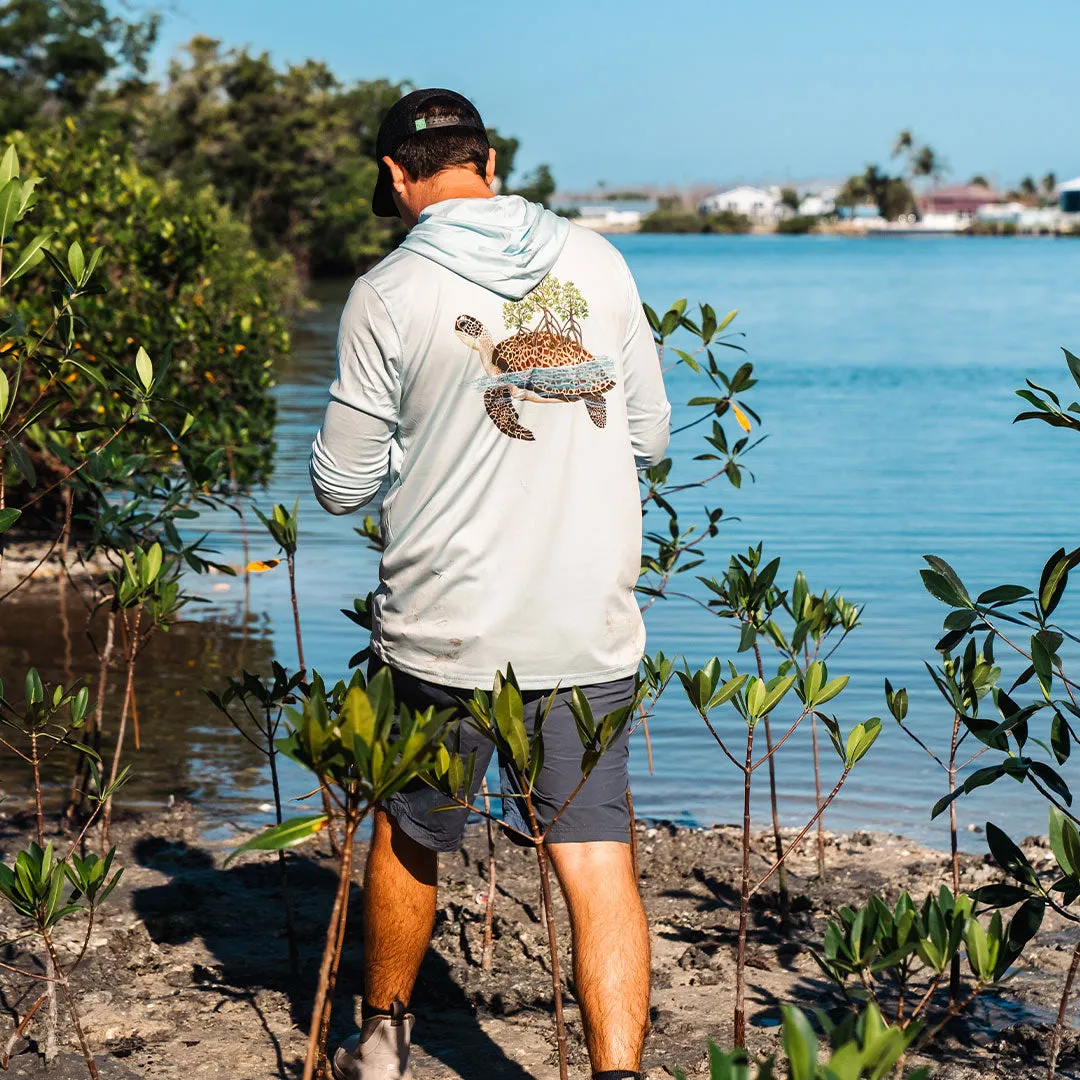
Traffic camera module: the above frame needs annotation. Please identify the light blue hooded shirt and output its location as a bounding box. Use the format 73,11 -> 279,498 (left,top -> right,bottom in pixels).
309,192 -> 670,689
399,195 -> 570,300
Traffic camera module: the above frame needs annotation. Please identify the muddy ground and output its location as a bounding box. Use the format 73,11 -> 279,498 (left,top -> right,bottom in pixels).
1,804 -> 1078,1080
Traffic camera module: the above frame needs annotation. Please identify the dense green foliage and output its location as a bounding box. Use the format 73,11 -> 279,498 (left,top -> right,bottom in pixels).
0,6 -> 550,277
0,0 -> 158,131
132,38 -> 400,276
3,129 -> 295,511
640,201 -> 752,234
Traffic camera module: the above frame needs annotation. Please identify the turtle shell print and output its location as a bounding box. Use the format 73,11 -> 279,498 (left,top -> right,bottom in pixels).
453,276 -> 616,442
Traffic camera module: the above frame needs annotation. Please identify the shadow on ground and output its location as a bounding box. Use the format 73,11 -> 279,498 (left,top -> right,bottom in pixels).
130,836 -> 533,1079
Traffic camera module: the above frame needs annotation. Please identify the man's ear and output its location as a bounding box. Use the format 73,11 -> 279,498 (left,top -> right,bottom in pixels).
384,156 -> 409,195
485,148 -> 497,188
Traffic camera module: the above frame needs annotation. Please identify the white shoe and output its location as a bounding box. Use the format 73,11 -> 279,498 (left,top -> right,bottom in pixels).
332,1004 -> 415,1080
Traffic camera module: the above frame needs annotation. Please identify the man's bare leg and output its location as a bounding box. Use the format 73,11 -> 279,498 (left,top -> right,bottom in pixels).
363,808 -> 438,1010
548,840 -> 650,1074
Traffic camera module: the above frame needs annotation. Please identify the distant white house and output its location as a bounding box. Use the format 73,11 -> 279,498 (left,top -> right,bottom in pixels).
1060,177 -> 1080,215
798,186 -> 838,217
698,185 -> 781,223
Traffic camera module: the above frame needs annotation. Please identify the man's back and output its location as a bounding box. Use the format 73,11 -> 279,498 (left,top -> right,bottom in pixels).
311,196 -> 669,689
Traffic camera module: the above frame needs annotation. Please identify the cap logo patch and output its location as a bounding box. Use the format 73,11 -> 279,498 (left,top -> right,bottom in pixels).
414,118 -> 427,131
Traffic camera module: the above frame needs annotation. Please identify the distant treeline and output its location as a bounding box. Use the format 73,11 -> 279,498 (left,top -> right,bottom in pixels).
0,1 -> 554,278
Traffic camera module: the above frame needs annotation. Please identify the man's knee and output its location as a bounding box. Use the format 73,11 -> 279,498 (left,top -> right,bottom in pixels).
548,840 -> 637,897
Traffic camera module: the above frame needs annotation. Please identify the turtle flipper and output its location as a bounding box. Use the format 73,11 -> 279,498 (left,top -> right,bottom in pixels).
485,386 -> 535,441
583,393 -> 607,429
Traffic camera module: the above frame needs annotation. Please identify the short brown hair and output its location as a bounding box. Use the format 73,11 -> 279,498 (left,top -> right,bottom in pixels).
390,102 -> 490,181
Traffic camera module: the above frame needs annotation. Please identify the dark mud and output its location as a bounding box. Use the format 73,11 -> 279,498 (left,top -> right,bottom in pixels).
1,805 -> 1078,1079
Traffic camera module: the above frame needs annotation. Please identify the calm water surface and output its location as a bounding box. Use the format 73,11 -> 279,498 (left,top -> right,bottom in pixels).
7,235 -> 1078,848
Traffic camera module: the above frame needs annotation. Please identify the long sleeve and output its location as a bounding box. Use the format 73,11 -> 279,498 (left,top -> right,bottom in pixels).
620,260 -> 671,468
309,279 -> 401,515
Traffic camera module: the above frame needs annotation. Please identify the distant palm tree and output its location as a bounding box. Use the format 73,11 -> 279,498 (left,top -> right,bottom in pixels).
913,145 -> 945,185
970,174 -> 990,187
1042,172 -> 1058,198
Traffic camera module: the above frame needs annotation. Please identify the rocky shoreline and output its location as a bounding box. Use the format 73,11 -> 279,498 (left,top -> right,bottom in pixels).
0,804 -> 1077,1079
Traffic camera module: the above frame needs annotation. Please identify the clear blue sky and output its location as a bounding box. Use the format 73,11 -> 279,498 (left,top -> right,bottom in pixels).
144,0 -> 1080,191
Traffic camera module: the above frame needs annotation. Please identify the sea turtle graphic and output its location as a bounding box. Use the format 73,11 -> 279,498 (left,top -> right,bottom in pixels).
454,314 -> 616,442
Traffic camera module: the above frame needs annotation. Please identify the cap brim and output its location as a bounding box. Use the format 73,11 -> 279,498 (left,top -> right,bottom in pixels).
372,161 -> 399,218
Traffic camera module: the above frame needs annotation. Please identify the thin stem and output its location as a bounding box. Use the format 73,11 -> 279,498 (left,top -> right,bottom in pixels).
748,768 -> 851,899
734,723 -> 754,1049
627,789 -> 640,880
700,711 -> 745,771
948,710 -> 962,1003
302,812 -> 357,1080
753,641 -> 788,924
896,720 -> 947,771
907,968 -> 948,1024
41,929 -> 98,1080
1,992 -> 47,1068
1050,939 -> 1080,1080
526,796 -> 568,1080
101,608 -> 142,850
811,712 -> 825,877
750,706 -> 812,771
267,722 -> 300,979
481,779 -> 496,972
31,730 -> 44,846
316,815 -> 359,1073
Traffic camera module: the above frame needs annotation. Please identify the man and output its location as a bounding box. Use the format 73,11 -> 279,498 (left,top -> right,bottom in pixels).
310,88 -> 670,1080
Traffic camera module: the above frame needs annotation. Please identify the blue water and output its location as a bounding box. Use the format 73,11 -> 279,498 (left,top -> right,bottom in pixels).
186,235 -> 1080,849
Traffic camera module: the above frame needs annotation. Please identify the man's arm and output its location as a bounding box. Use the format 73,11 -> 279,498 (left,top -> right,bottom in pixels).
309,280 -> 401,515
620,260 -> 671,468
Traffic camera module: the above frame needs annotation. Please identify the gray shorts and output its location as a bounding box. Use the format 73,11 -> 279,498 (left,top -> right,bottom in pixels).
381,668 -> 636,851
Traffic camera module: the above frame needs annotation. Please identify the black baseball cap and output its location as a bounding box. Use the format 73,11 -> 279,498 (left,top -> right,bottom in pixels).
372,88 -> 487,218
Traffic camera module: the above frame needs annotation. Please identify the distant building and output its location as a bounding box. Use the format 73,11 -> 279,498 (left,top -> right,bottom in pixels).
1059,177 -> 1080,215
920,184 -> 1005,218
572,206 -> 644,233
798,187 -> 837,216
698,185 -> 781,223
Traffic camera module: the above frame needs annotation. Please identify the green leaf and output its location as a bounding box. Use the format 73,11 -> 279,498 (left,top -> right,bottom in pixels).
494,682 -> 529,775
1049,807 -> 1080,880
224,815 -> 328,866
1051,712 -> 1071,765
922,556 -> 971,605
970,883 -> 1031,907
0,145 -> 18,187
0,507 -> 20,533
815,674 -> 849,708
976,584 -> 1030,606
67,241 -> 85,283
135,347 -> 153,392
985,822 -> 1039,887
6,231 -> 51,283
845,717 -> 882,767
145,543 -> 163,585
0,368 -> 8,419
1039,548 -> 1080,618
781,1005 -> 817,1080
1031,634 -> 1054,701
920,569 -> 968,609
1065,348 -> 1080,392
0,177 -> 22,239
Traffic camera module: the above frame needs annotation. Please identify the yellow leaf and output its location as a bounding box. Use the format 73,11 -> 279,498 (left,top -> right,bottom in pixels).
733,404 -> 751,432
244,559 -> 281,573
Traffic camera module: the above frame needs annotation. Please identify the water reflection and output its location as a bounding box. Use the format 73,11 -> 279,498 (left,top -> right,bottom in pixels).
0,582 -> 278,820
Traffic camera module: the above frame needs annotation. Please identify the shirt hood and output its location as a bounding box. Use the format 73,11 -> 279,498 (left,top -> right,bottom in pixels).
399,195 -> 570,301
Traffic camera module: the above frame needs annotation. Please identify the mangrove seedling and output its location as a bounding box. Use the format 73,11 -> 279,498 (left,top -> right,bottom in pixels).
206,661 -> 307,976
678,648 -> 880,1047
226,667 -> 451,1080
